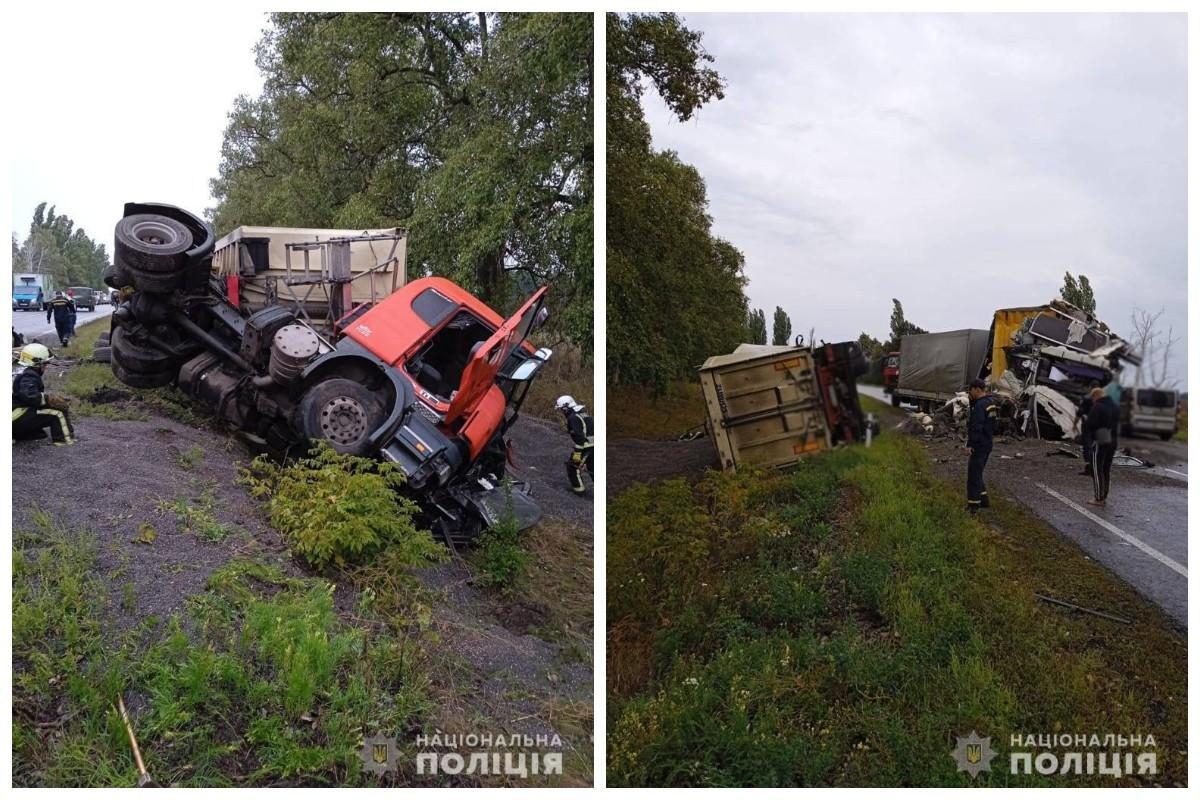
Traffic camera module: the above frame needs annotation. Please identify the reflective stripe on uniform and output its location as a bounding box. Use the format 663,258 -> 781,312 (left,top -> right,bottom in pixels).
40,408 -> 74,444
12,407 -> 27,420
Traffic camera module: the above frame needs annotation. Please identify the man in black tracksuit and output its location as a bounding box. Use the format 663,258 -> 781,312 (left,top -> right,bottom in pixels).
965,378 -> 997,514
46,291 -> 76,347
13,344 -> 75,445
1084,386 -> 1119,507
555,395 -> 594,495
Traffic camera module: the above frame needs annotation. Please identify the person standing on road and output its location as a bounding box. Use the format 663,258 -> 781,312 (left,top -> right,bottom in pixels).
46,291 -> 76,347
555,395 -> 594,495
1084,385 -> 1119,507
965,378 -> 997,514
1076,382 -> 1097,476
12,343 -> 75,446
65,289 -> 78,337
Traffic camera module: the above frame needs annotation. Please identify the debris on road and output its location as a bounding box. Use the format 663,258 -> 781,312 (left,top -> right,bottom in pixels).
1035,593 -> 1133,625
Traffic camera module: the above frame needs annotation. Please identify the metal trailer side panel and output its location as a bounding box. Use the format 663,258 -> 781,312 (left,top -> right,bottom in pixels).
700,347 -> 832,472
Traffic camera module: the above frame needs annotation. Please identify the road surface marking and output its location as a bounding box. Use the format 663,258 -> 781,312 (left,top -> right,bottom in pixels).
1036,483 -> 1187,578
1160,467 -> 1188,480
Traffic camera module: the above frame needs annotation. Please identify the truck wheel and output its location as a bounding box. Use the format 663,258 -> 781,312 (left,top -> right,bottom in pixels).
114,214 -> 192,273
298,378 -> 385,457
111,327 -> 177,375
891,392 -> 901,407
112,360 -> 176,389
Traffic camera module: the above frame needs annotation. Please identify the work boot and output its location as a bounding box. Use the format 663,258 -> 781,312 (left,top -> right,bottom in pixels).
965,505 -> 979,515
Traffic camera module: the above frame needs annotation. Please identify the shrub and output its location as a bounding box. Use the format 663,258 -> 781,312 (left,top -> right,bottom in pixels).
239,442 -> 445,570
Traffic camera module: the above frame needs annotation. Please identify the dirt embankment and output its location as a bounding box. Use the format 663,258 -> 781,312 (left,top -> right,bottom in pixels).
12,367 -> 594,784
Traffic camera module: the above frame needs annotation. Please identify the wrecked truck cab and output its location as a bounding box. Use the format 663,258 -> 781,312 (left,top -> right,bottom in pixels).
105,203 -> 552,546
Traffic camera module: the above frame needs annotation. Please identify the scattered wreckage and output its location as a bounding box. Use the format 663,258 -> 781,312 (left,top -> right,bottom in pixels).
698,339 -> 874,471
102,202 -> 553,546
895,299 -> 1141,442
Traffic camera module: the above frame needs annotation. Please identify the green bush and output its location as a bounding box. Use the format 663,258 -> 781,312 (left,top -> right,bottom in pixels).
473,483 -> 530,589
239,442 -> 445,570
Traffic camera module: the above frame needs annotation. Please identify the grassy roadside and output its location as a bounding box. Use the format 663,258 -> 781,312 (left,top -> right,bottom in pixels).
607,432 -> 1185,787
608,381 -> 706,440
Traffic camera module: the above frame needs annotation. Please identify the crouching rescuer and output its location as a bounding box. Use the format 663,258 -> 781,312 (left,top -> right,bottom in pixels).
13,343 -> 75,446
556,395 -> 593,495
965,378 -> 997,513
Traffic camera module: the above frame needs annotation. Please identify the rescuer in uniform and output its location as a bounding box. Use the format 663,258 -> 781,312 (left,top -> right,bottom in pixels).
12,343 -> 76,446
46,291 -> 76,347
555,395 -> 594,495
965,378 -> 997,514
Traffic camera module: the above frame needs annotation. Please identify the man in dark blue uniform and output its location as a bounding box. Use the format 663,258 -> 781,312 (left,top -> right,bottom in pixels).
46,291 -> 76,347
965,378 -> 998,514
555,395 -> 594,495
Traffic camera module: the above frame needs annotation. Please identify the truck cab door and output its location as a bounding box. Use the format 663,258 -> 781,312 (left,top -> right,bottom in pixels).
444,286 -> 549,427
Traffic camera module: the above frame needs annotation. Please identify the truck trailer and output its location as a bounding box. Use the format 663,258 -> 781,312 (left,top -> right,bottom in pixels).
894,329 -> 990,412
699,340 -> 870,472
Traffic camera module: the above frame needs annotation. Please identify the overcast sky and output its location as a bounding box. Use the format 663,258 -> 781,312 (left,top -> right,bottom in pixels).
642,13 -> 1188,386
9,7 -> 267,252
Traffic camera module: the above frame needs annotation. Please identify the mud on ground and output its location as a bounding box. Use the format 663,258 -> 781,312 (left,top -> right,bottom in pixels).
12,379 -> 594,785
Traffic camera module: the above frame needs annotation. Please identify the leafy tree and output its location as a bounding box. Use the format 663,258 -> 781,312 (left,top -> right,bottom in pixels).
607,12 -> 747,389
772,306 -> 792,346
1060,271 -> 1096,314
13,202 -> 110,288
210,13 -> 592,352
886,298 -> 927,350
746,308 -> 767,345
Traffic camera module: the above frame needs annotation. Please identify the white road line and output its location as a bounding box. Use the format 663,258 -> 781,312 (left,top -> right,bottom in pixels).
1160,467 -> 1188,480
1036,483 -> 1187,578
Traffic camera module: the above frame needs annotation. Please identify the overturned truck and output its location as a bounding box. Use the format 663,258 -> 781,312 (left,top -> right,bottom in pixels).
104,202 -> 553,546
699,340 -> 871,471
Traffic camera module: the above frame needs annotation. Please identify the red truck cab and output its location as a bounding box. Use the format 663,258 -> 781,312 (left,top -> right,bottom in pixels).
882,351 -> 901,405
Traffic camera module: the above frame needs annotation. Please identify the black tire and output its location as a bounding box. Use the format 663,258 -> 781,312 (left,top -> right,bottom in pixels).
112,360 -> 176,389
891,392 -> 901,407
111,326 -> 177,375
97,331 -> 111,346
114,214 -> 192,274
92,346 -> 112,363
103,262 -> 134,290
297,378 -> 386,457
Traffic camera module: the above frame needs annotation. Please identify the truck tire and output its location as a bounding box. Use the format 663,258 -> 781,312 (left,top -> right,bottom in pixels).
103,262 -> 134,290
114,214 -> 192,274
891,392 -> 900,407
111,327 -> 177,375
112,360 -> 176,389
298,378 -> 386,457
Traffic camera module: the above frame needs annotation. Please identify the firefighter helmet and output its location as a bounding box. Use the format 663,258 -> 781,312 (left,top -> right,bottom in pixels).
555,395 -> 584,413
18,343 -> 52,367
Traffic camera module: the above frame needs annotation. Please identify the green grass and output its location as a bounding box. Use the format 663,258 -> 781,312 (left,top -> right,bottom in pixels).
607,434 -> 1185,787
157,490 -> 238,543
608,381 -> 707,440
13,511 -> 438,787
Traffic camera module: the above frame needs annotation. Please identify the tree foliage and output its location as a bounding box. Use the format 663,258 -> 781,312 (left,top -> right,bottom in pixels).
210,12 -> 593,351
772,306 -> 792,346
745,308 -> 767,345
12,203 -> 110,288
607,12 -> 748,389
1060,271 -> 1096,315
886,298 -> 927,350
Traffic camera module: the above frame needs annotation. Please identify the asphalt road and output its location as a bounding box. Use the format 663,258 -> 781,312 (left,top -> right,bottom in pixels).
12,305 -> 112,345
861,384 -> 1188,628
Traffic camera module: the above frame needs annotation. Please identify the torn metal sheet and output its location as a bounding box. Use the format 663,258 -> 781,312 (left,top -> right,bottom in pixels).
1028,385 -> 1079,439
